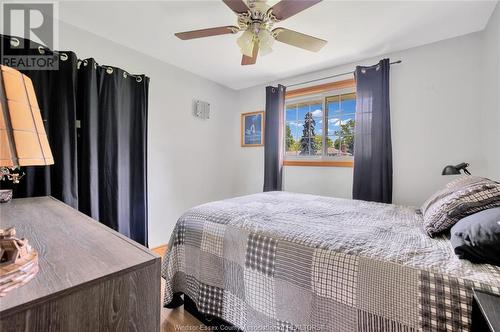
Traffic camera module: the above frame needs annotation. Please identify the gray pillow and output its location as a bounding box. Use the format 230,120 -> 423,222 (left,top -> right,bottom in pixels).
450,207 -> 500,266
420,176 -> 488,215
422,177 -> 500,236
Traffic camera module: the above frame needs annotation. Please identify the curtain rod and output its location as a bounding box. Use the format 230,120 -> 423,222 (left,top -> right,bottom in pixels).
286,60 -> 402,88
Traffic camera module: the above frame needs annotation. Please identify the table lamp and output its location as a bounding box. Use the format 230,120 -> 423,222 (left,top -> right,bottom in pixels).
0,64 -> 54,203
0,64 -> 51,295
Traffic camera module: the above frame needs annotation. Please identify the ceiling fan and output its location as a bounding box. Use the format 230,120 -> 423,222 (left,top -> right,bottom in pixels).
175,0 -> 327,66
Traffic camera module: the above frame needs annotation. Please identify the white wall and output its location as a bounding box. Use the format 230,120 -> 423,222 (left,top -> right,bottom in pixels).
481,2 -> 500,181
233,31 -> 490,206
57,21 -> 238,247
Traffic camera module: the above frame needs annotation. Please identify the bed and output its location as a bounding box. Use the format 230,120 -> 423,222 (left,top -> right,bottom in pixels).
162,191 -> 500,331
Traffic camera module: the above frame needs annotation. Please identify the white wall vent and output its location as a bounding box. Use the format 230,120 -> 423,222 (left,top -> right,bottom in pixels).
193,100 -> 210,120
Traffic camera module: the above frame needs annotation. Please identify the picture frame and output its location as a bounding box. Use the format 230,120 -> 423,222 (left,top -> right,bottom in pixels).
241,111 -> 265,147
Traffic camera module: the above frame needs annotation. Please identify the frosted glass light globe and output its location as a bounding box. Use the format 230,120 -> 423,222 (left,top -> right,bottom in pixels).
258,29 -> 274,56
237,30 -> 255,57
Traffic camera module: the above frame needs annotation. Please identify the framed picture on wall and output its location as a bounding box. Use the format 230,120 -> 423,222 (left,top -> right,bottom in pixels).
241,111 -> 265,147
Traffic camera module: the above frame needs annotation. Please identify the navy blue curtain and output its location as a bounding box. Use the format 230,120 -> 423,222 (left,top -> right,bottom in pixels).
353,59 -> 393,203
1,34 -> 149,246
263,84 -> 286,191
77,59 -> 149,246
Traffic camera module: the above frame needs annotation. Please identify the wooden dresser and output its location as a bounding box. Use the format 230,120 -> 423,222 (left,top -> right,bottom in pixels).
0,197 -> 161,331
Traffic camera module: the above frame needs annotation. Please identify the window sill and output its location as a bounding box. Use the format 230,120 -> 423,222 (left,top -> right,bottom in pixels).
283,160 -> 354,167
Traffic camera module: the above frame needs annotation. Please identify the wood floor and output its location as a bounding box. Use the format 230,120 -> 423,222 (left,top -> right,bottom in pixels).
160,278 -> 204,332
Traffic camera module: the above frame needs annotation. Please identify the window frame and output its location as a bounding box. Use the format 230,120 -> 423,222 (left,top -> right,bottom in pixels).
283,78 -> 356,167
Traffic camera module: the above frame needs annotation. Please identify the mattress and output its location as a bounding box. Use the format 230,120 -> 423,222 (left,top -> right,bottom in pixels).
162,191 -> 500,331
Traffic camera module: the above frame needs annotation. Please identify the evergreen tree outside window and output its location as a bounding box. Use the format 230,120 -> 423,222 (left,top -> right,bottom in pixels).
299,112 -> 318,155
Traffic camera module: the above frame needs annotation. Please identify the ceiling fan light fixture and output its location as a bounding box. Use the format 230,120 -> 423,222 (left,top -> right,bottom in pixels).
259,43 -> 272,56
257,29 -> 274,56
175,0 -> 326,65
237,30 -> 255,57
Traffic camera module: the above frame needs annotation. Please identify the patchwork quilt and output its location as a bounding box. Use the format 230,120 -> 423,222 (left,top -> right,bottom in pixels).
162,192 -> 500,332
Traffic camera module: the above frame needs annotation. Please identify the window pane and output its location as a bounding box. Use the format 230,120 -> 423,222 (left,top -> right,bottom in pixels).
314,135 -> 323,156
298,137 -> 321,156
294,122 -> 302,140
297,104 -> 309,121
340,113 -> 355,123
285,139 -> 300,156
286,121 -> 300,137
295,121 -> 304,137
326,95 -> 340,112
286,107 -> 297,122
285,122 -> 300,156
340,114 -> 355,136
326,95 -> 341,142
325,135 -> 334,151
311,103 -> 323,137
327,116 -> 340,136
340,93 -> 356,115
310,103 -> 323,119
327,135 -> 339,156
333,136 -> 345,155
315,124 -> 323,136
339,115 -> 355,136
337,136 -> 355,156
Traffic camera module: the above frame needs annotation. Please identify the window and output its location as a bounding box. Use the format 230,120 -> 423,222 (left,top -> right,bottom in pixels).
285,99 -> 324,157
284,79 -> 356,167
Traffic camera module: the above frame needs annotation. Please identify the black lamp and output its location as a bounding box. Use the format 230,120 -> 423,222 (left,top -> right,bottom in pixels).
442,162 -> 471,175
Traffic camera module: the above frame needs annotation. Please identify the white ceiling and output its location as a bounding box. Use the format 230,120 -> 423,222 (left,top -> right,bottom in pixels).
57,1 -> 498,90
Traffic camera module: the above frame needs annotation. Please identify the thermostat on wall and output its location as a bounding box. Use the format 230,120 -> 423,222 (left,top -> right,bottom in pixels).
193,100 -> 210,120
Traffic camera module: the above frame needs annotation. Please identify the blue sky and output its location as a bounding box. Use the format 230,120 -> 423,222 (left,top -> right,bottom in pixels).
286,98 -> 355,140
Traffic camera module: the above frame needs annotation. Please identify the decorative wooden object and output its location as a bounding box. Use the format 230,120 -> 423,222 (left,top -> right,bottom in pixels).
0,189 -> 13,203
0,227 -> 38,296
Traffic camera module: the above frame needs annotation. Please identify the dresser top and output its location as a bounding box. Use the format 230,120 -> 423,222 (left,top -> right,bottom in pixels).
0,197 -> 159,315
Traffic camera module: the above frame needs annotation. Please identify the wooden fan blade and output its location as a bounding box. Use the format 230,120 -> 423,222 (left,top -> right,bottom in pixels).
241,41 -> 259,65
273,28 -> 327,52
175,26 -> 238,40
222,0 -> 249,14
270,0 -> 322,21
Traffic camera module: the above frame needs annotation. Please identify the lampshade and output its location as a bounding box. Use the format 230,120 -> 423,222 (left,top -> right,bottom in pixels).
442,162 -> 471,175
237,30 -> 255,57
0,65 -> 54,167
258,29 -> 274,56
442,165 -> 461,175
